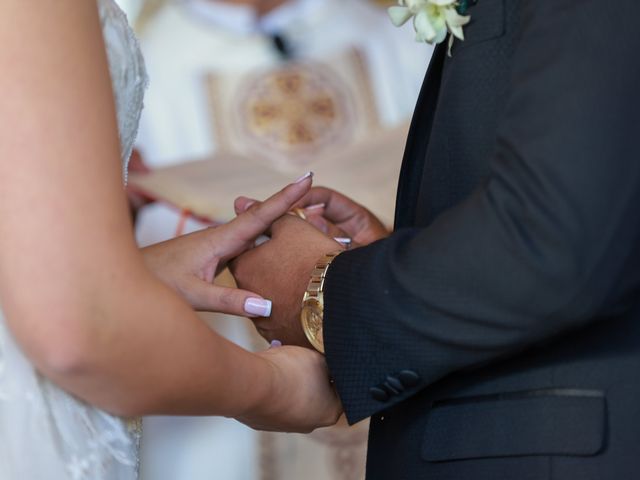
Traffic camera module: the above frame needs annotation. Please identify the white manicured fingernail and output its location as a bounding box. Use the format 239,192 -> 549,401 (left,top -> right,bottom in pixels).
305,203 -> 325,212
294,171 -> 313,183
254,235 -> 270,247
334,237 -> 352,245
270,340 -> 282,348
244,298 -> 272,317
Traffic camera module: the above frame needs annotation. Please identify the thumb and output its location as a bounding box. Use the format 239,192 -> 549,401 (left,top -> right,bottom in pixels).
234,196 -> 256,215
188,280 -> 272,318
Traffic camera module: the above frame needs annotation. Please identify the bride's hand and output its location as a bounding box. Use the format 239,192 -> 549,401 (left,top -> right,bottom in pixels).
236,345 -> 342,433
141,174 -> 313,317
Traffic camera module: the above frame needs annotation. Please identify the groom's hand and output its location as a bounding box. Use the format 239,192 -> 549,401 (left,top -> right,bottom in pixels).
234,187 -> 391,246
235,186 -> 390,247
296,187 -> 390,246
230,215 -> 344,347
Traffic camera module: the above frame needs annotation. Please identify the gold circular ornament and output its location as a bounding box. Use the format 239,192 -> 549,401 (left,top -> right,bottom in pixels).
236,64 -> 355,166
301,297 -> 325,353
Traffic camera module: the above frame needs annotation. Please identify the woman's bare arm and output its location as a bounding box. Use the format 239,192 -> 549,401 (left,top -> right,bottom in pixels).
0,0 -> 339,430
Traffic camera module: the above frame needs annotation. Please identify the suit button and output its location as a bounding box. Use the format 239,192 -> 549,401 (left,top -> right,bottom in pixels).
369,387 -> 390,402
383,381 -> 401,395
386,376 -> 405,392
398,370 -> 420,387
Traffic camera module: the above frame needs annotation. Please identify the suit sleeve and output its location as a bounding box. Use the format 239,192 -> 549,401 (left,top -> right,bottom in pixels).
323,0 -> 640,424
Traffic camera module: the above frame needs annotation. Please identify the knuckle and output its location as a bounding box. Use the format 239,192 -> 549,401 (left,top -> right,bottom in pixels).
246,204 -> 270,229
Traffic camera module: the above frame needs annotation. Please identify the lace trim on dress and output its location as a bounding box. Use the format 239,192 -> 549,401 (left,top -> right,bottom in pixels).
99,0 -> 149,183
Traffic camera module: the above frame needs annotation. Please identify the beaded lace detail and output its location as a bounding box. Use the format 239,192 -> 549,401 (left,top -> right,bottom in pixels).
99,0 -> 148,183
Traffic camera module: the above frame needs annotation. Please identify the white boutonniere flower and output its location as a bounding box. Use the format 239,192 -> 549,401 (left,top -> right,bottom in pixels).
388,0 -> 471,55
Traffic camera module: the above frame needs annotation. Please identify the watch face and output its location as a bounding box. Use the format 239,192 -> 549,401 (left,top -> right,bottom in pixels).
302,298 -> 324,352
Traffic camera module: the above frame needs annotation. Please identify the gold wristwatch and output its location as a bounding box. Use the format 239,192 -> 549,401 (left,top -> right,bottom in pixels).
300,251 -> 343,354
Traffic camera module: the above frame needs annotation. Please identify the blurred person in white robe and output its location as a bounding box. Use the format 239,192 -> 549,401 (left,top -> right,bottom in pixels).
134,0 -> 431,244
133,1 -> 432,479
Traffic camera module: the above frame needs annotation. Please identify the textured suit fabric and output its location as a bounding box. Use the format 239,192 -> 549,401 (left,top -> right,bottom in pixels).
323,0 -> 640,478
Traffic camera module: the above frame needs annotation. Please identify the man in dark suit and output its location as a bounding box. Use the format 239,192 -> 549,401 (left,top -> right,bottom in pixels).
230,0 -> 640,477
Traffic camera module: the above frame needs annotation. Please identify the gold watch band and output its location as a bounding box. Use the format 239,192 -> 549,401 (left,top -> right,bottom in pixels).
300,251 -> 343,354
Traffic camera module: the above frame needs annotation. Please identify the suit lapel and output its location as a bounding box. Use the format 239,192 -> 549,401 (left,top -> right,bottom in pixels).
394,44 -> 446,229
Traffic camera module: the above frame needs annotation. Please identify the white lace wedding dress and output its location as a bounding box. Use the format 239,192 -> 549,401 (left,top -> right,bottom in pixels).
0,1 -> 147,478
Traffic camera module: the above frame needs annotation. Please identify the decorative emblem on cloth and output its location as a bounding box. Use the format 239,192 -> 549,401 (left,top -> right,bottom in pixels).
206,48 -> 379,171
241,65 -> 352,159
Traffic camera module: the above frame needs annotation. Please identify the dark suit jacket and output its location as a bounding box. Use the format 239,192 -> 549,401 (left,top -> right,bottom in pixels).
323,1 -> 640,478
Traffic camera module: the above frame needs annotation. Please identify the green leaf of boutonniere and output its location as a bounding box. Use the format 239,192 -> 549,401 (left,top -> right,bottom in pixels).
456,0 -> 470,15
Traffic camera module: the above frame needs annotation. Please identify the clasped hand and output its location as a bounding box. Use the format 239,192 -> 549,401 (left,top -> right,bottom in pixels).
230,185 -> 390,347
140,176 -> 345,433
139,180 -> 387,433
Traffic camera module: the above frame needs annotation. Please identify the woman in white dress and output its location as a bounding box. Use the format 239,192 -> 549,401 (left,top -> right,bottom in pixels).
0,1 -> 342,479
